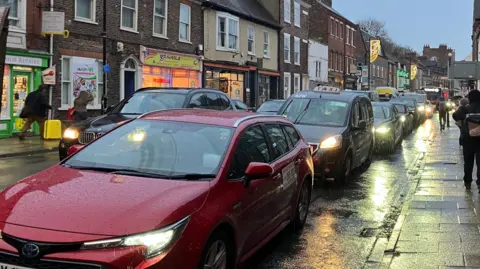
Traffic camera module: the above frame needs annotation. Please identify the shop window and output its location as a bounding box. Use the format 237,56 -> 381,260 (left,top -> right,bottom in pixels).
75,0 -> 96,22
216,12 -> 239,51
294,36 -> 300,65
247,26 -> 255,55
153,0 -> 167,37
204,70 -> 244,101
179,4 -> 191,42
60,56 -> 104,108
1,66 -> 9,120
121,0 -> 137,31
284,33 -> 290,63
263,31 -> 269,57
258,75 -> 270,105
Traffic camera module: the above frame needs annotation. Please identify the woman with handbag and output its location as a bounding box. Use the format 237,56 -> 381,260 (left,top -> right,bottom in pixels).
73,90 -> 94,122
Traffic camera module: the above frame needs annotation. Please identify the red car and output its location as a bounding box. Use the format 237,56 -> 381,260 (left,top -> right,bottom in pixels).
0,109 -> 313,269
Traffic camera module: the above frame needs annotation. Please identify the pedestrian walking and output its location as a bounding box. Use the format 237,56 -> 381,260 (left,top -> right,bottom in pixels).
438,97 -> 447,130
73,90 -> 93,122
18,84 -> 52,140
456,97 -> 469,146
453,90 -> 480,190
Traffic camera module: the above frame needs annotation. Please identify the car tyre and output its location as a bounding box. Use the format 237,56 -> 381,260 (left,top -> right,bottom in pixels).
199,230 -> 235,269
291,178 -> 311,230
337,154 -> 352,185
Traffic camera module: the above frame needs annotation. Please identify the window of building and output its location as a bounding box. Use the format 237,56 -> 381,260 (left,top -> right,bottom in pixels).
60,56 -> 104,109
0,0 -> 26,30
351,29 -> 355,46
284,73 -> 291,98
179,3 -> 191,41
248,26 -> 255,55
284,0 -> 291,23
333,20 -> 337,37
153,0 -> 167,37
377,66 -> 380,77
263,31 -> 269,57
216,12 -> 239,51
346,26 -> 350,44
329,51 -> 332,69
329,17 -> 333,35
294,73 -> 300,93
294,1 -> 300,27
294,36 -> 300,65
284,33 -> 291,63
339,53 -> 343,72
75,0 -> 96,22
121,0 -> 137,31
340,22 -> 343,39
315,61 -> 321,78
333,52 -> 337,70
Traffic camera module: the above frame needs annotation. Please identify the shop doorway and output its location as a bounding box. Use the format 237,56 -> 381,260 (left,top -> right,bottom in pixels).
11,70 -> 32,133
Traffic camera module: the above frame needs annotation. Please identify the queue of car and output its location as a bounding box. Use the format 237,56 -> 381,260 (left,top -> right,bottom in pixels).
0,86 -> 430,269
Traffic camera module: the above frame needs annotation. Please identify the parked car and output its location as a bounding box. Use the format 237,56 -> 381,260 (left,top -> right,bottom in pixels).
390,101 -> 414,135
376,87 -> 400,101
231,99 -> 255,112
372,102 -> 404,154
0,110 -> 313,269
278,89 -> 374,184
401,92 -> 428,121
58,88 -> 237,160
256,99 -> 286,115
345,89 -> 380,102
396,97 -> 420,126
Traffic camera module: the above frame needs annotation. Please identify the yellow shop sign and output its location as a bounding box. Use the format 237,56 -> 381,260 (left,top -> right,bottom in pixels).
140,46 -> 201,70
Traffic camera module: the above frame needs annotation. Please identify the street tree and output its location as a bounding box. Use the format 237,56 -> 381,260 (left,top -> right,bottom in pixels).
358,18 -> 389,39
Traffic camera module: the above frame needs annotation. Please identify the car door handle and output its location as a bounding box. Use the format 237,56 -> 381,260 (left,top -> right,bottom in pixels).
272,173 -> 281,180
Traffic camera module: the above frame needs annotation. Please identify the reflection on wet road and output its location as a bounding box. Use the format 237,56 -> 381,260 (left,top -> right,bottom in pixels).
241,119 -> 437,269
0,119 -> 438,269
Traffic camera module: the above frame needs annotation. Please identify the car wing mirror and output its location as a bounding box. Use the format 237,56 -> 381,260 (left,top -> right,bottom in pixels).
243,162 -> 274,188
66,144 -> 85,157
105,104 -> 115,113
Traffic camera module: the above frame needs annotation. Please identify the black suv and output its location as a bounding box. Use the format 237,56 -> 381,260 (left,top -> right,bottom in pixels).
59,88 -> 236,160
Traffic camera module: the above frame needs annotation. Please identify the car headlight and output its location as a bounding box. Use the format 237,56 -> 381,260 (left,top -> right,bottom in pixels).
375,127 -> 390,133
400,115 -> 406,122
320,135 -> 342,149
426,107 -> 432,113
81,216 -> 189,258
418,105 -> 425,111
63,128 -> 79,139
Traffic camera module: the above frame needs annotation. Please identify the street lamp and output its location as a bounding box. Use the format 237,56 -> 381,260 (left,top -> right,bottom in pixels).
447,52 -> 453,92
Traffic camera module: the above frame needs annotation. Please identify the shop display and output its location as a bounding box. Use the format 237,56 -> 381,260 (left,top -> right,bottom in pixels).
12,75 -> 28,117
0,67 -> 9,120
142,66 -> 200,88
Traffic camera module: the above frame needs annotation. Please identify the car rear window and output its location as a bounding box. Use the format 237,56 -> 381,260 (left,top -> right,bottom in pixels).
64,120 -> 234,178
116,92 -> 187,115
373,105 -> 392,119
394,104 -> 406,113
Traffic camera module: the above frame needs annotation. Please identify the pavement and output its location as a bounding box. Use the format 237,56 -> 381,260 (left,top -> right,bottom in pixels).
0,137 -> 58,158
371,119 -> 480,269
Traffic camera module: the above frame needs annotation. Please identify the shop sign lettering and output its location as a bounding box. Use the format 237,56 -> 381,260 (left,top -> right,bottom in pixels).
5,55 -> 43,67
140,46 -> 201,70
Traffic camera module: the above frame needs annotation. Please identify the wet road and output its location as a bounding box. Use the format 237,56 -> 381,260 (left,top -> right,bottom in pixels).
0,119 -> 438,269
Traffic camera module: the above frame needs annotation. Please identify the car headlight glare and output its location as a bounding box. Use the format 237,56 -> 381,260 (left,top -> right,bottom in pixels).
63,128 -> 79,139
81,216 -> 189,258
375,127 -> 390,133
400,116 -> 406,122
418,106 -> 425,111
426,107 -> 432,112
320,135 -> 342,149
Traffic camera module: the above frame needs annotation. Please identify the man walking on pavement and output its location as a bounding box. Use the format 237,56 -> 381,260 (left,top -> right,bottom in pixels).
453,90 -> 480,190
438,97 -> 447,130
18,84 -> 52,140
456,97 -> 469,146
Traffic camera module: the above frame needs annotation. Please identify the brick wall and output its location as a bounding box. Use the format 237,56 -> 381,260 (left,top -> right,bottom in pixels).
26,0 -> 49,52
51,0 -> 203,117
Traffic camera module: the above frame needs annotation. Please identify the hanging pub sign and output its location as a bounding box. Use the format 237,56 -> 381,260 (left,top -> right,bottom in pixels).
42,65 -> 56,85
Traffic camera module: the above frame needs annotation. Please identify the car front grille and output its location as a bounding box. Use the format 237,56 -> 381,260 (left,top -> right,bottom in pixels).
0,252 -> 102,269
78,132 -> 97,145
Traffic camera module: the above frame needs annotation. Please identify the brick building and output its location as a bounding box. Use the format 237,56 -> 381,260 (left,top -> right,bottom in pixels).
279,0 -> 310,98
306,0 -> 356,89
356,30 -> 389,89
422,44 -> 455,70
0,0 -> 50,138
52,0 -> 204,119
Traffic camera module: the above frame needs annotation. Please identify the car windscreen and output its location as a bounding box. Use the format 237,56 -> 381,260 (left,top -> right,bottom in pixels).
113,91 -> 187,116
398,98 -> 415,108
394,104 -> 406,113
373,106 -> 392,119
64,120 -> 234,179
405,94 -> 425,103
282,99 -> 349,127
257,100 -> 285,112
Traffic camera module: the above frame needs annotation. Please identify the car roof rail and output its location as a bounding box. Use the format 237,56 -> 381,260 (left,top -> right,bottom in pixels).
233,114 -> 284,127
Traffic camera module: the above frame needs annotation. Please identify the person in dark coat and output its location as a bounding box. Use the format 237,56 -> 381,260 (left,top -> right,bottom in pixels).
457,98 -> 469,146
18,84 -> 52,140
453,90 -> 480,190
438,97 -> 447,130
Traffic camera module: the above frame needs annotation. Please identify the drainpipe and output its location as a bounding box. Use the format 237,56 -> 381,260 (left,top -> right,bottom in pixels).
48,0 -> 54,119
101,0 -> 107,113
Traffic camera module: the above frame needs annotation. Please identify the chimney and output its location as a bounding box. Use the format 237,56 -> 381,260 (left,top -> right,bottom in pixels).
321,0 -> 332,7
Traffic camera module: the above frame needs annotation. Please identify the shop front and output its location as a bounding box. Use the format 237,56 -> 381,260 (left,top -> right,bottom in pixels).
139,46 -> 202,90
258,70 -> 279,105
328,71 -> 344,89
0,51 -> 50,138
203,62 -> 250,103
397,70 -> 409,92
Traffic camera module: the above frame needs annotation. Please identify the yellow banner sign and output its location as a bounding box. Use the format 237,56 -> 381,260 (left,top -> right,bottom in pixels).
410,64 -> 417,80
140,46 -> 201,70
370,40 -> 381,63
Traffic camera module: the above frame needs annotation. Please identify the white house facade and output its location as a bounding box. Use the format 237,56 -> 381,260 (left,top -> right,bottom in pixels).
307,40 -> 328,89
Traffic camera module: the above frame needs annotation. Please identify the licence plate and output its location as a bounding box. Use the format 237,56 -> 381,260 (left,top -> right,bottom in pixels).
0,263 -> 34,269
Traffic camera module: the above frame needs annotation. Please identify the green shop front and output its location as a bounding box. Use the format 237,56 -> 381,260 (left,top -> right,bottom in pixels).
0,50 -> 50,138
397,70 -> 410,92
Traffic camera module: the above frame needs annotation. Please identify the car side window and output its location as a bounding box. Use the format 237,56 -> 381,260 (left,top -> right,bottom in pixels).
367,102 -> 373,120
352,102 -> 360,127
188,93 -> 206,108
264,124 -> 290,161
283,125 -> 301,146
235,101 -> 248,110
228,125 -> 270,180
219,94 -> 231,110
360,100 -> 368,122
204,93 -> 223,110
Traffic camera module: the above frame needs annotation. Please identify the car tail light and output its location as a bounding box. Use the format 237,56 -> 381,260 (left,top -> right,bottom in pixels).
309,143 -> 319,155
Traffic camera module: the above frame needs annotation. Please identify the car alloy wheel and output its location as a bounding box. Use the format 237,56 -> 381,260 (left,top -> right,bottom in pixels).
204,240 -> 227,269
297,181 -> 310,225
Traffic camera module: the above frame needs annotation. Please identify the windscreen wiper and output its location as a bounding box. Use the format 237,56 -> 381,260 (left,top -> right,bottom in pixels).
167,173 -> 217,180
64,165 -> 169,178
293,100 -> 312,124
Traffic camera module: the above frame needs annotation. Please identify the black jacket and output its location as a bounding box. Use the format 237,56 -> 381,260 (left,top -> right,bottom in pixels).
453,103 -> 480,121
24,90 -> 52,117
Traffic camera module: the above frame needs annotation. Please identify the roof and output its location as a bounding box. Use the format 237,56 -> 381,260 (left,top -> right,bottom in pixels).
317,1 -> 353,25
203,0 -> 279,29
289,90 -> 367,102
140,109 -> 287,127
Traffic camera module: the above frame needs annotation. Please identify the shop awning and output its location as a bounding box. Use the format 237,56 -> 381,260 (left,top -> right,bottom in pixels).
259,70 -> 280,77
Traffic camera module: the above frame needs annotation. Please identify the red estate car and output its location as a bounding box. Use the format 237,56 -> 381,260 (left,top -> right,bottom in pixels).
0,110 -> 313,269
